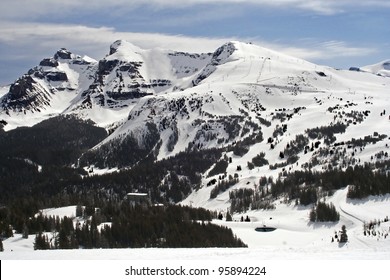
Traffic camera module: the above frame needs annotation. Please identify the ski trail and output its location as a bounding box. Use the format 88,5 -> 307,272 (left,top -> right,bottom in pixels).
240,58 -> 253,79
332,188 -> 371,248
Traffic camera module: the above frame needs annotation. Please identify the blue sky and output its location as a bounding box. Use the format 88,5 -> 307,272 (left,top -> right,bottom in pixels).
0,0 -> 389,85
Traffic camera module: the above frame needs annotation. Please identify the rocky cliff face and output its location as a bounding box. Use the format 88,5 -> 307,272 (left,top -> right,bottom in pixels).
0,41 -> 211,128
192,42 -> 236,86
1,48 -> 95,114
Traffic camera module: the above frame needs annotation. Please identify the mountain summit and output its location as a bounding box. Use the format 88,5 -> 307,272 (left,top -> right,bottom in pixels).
361,59 -> 390,77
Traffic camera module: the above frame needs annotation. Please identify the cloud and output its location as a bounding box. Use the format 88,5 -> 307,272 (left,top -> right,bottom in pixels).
280,39 -> 377,60
0,22 -> 230,56
0,22 -> 377,61
315,41 -> 377,58
2,0 -> 390,20
0,22 -> 231,84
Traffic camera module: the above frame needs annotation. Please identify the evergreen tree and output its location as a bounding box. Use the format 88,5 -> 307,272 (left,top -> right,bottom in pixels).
76,204 -> 83,217
0,238 -> 4,252
22,223 -> 29,239
4,225 -> 13,238
57,228 -> 70,249
309,207 -> 316,222
310,201 -> 339,222
34,232 -> 50,250
299,188 -> 317,206
226,212 -> 233,222
339,225 -> 348,243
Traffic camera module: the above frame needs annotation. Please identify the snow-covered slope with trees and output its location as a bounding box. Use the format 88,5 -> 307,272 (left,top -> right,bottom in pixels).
1,40 -> 390,259
2,187 -> 390,259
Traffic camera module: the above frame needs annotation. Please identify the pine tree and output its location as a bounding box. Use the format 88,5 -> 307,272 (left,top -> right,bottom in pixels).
57,228 -> 69,249
339,225 -> 348,243
5,225 -> 13,238
226,212 -> 233,222
76,204 -> 83,217
0,238 -> 4,252
309,207 -> 316,222
22,223 -> 29,239
34,232 -> 50,250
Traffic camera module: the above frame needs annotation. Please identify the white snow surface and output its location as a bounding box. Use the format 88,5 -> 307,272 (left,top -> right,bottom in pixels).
2,188 -> 390,260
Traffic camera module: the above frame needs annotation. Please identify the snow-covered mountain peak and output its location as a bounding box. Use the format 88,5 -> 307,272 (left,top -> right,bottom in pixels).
40,48 -> 96,68
381,60 -> 390,70
53,48 -> 74,60
361,59 -> 390,77
0,47 -> 97,128
192,40 -> 314,86
210,41 -> 237,65
107,40 -> 143,62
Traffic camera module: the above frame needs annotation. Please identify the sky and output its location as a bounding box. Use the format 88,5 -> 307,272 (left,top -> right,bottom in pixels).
0,0 -> 389,85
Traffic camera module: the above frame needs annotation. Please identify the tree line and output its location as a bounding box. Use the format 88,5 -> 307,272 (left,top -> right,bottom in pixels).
226,163 -> 390,214
32,204 -> 246,250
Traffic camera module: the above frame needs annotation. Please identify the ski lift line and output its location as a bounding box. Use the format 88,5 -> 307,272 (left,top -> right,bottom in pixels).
241,82 -> 327,93
257,77 -> 279,83
256,57 -> 270,83
225,58 -> 246,79
241,60 -> 253,79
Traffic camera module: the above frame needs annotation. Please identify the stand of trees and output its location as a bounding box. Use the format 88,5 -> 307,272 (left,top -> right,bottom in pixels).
270,165 -> 390,202
309,202 -> 339,222
229,185 -> 275,213
210,175 -> 239,199
31,204 -> 247,250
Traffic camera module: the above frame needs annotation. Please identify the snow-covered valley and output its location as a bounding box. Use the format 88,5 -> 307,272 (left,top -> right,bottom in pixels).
2,187 -> 390,260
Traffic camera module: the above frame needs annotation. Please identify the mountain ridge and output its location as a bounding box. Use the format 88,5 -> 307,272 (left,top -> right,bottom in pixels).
1,41 -> 389,207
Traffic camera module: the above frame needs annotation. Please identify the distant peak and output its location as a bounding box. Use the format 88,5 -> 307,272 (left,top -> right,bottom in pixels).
109,40 -> 125,55
107,40 -> 143,62
382,60 -> 390,70
54,48 -> 73,60
361,59 -> 390,77
109,40 -> 141,55
211,42 -> 237,65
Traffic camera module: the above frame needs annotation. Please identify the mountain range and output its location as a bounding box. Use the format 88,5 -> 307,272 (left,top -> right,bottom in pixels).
0,40 -> 389,209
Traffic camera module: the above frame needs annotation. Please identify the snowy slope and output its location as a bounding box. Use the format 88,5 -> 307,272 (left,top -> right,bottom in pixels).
1,40 -> 389,187
361,60 -> 390,77
2,40 -> 388,190
2,188 -> 390,259
90,41 -> 390,171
